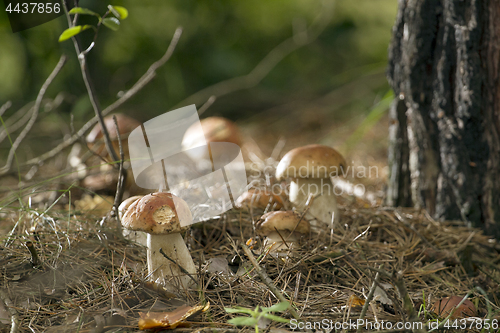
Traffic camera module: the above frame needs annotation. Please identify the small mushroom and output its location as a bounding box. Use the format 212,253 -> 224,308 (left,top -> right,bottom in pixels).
182,116 -> 242,150
121,192 -> 197,291
431,296 -> 477,319
255,211 -> 310,253
86,113 -> 141,161
276,144 -> 346,227
235,188 -> 283,210
181,116 -> 242,163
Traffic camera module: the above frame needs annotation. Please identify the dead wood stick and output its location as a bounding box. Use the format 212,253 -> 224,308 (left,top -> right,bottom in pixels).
0,101 -> 11,118
198,95 -> 216,116
0,55 -> 67,176
241,243 -> 300,319
23,27 -> 183,167
62,0 -> 119,164
342,253 -> 404,321
112,115 -> 126,221
357,265 -> 383,333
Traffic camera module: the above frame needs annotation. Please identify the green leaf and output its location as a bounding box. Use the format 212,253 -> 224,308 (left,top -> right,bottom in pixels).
228,317 -> 258,327
262,313 -> 291,323
58,25 -> 93,42
102,17 -> 120,31
261,301 -> 289,313
68,7 -> 100,17
108,5 -> 128,20
224,307 -> 255,315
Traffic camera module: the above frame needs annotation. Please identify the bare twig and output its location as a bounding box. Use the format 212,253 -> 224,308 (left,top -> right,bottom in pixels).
357,265 -> 383,333
241,243 -> 300,319
0,55 -> 67,176
198,95 -> 216,116
0,95 -> 65,144
159,248 -> 198,285
392,271 -> 427,333
343,253 -> 405,320
112,115 -> 126,220
175,1 -> 334,108
0,101 -> 12,117
24,27 -> 183,167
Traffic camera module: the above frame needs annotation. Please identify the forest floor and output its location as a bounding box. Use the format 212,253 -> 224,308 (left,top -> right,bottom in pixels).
1,107 -> 499,333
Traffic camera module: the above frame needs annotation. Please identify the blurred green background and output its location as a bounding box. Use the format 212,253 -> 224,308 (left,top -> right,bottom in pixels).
0,0 -> 397,161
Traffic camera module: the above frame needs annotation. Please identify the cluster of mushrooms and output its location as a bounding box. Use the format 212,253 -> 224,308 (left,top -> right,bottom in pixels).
77,114 -> 347,292
73,114 -> 482,320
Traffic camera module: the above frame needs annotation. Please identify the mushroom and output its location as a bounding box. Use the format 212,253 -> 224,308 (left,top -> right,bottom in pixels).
255,211 -> 310,253
181,116 -> 242,164
431,296 -> 477,319
119,195 -> 147,246
121,192 -> 197,291
182,116 -> 242,150
86,113 -> 141,162
235,188 -> 283,210
275,144 -> 346,227
118,195 -> 143,219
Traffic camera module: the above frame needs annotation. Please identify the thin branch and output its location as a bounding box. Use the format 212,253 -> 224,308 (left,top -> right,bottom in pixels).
0,95 -> 66,144
0,55 -> 67,176
241,243 -> 300,319
112,115 -> 126,220
357,265 -> 383,333
24,27 -> 183,167
174,1 -> 334,109
62,0 -> 119,164
198,95 -> 216,116
0,101 -> 12,118
392,271 -> 426,333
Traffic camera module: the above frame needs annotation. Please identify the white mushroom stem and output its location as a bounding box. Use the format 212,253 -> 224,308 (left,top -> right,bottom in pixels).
289,178 -> 338,227
147,233 -> 197,291
264,231 -> 299,252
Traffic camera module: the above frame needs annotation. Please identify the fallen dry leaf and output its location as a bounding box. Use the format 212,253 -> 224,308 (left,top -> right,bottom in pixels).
430,296 -> 477,319
138,302 -> 209,330
348,294 -> 365,309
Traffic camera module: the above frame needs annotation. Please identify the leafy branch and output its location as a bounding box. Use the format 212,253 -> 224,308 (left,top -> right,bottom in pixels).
59,5 -> 128,42
59,1 -> 129,214
225,302 -> 290,333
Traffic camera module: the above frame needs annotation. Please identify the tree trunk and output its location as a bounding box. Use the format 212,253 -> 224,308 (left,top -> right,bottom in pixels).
387,0 -> 500,237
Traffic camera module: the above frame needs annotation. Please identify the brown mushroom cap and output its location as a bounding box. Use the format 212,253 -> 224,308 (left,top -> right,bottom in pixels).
431,296 -> 477,319
121,192 -> 192,234
235,189 -> 283,210
182,117 -> 241,149
118,195 -> 143,219
276,144 -> 346,180
256,211 -> 310,236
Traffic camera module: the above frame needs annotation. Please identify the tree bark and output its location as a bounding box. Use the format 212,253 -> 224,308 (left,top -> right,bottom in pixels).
387,0 -> 500,237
